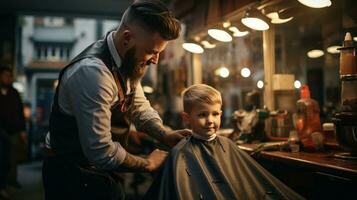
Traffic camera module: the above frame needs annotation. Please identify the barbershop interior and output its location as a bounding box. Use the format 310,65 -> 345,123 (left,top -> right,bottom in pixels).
0,0 -> 357,199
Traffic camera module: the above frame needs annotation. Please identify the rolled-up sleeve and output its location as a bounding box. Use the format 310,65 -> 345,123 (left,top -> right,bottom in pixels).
61,59 -> 126,170
130,83 -> 163,131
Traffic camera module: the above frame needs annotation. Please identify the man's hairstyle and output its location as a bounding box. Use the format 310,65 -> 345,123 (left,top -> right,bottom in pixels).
121,0 -> 181,40
182,84 -> 222,113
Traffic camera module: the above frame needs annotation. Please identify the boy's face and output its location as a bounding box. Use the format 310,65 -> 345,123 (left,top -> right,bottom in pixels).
182,102 -> 222,137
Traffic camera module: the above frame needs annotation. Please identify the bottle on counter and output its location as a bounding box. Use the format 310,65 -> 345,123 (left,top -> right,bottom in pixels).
295,85 -> 323,151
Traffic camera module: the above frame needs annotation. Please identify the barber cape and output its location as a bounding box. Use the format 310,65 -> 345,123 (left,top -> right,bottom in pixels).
144,135 -> 304,200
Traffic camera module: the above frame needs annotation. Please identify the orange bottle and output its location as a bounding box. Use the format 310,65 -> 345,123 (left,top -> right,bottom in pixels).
295,85 -> 323,151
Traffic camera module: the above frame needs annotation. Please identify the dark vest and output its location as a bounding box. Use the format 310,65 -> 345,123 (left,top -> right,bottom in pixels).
49,33 -> 131,158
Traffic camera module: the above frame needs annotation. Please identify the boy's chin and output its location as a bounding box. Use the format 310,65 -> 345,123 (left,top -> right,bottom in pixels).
195,131 -> 215,137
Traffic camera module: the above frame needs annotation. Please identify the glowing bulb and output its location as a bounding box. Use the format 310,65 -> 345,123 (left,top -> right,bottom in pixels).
257,80 -> 264,88
266,12 -> 293,24
241,67 -> 251,78
228,26 -> 249,37
143,86 -> 154,93
182,43 -> 204,54
201,40 -> 216,49
307,49 -> 324,58
294,80 -> 302,89
223,21 -> 231,28
298,0 -> 331,8
215,67 -> 230,78
327,45 -> 341,54
208,29 -> 232,42
241,17 -> 269,31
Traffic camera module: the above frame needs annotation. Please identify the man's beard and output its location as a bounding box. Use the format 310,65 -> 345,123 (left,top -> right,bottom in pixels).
120,47 -> 149,86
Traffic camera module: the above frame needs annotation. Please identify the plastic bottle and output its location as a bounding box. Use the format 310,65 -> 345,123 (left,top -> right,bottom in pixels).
295,85 -> 323,151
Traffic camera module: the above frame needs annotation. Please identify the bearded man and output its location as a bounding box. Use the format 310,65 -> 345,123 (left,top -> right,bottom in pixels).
42,1 -> 190,199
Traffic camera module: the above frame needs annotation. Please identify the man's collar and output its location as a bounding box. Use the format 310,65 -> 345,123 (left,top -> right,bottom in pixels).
107,31 -> 122,69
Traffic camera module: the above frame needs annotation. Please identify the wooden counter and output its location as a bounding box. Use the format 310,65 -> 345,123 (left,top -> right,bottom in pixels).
237,143 -> 357,199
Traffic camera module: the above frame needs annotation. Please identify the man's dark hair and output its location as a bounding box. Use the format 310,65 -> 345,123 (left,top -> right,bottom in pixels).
122,0 -> 181,40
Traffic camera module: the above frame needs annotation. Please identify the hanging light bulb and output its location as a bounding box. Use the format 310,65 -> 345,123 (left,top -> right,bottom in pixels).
327,45 -> 341,54
297,0 -> 331,8
307,49 -> 324,58
228,26 -> 249,37
208,29 -> 232,42
241,8 -> 270,31
142,85 -> 154,93
257,80 -> 264,89
294,80 -> 302,89
223,21 -> 231,28
201,40 -> 216,49
266,12 -> 293,24
215,67 -> 230,78
241,67 -> 251,78
182,42 -> 204,54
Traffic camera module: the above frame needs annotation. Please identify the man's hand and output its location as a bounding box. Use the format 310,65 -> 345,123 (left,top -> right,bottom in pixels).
162,129 -> 192,147
146,149 -> 168,172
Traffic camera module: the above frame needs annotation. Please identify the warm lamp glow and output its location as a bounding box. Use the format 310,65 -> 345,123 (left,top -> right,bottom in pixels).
208,29 -> 232,42
215,67 -> 230,78
143,86 -> 154,93
182,42 -> 204,54
307,49 -> 324,58
327,45 -> 341,54
228,26 -> 249,37
257,80 -> 264,89
241,17 -> 269,31
297,0 -> 331,8
266,12 -> 293,24
201,40 -> 216,49
241,67 -> 251,78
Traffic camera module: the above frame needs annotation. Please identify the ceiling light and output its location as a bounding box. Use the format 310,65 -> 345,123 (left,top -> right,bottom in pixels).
327,45 -> 341,54
208,29 -> 232,42
241,8 -> 270,31
241,67 -> 251,78
353,36 -> 357,42
266,12 -> 293,24
307,49 -> 324,58
297,0 -> 331,8
223,21 -> 231,28
294,80 -> 301,89
215,67 -> 230,78
257,80 -> 264,89
201,40 -> 216,49
182,42 -> 204,54
143,86 -> 154,94
228,26 -> 249,37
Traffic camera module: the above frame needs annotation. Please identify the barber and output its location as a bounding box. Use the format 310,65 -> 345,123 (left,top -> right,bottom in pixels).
42,1 -> 189,199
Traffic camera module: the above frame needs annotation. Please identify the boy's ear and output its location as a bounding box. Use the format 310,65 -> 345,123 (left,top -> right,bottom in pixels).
180,112 -> 190,125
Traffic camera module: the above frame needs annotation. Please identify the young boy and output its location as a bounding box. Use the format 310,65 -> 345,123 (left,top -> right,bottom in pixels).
144,84 -> 304,200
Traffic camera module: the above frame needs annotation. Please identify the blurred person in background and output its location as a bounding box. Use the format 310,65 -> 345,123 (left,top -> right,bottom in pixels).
0,66 -> 26,199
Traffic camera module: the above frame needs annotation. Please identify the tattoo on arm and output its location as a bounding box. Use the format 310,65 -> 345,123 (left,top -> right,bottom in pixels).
117,152 -> 149,172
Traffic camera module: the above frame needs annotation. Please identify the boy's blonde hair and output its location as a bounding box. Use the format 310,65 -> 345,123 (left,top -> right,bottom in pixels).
182,84 -> 222,113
